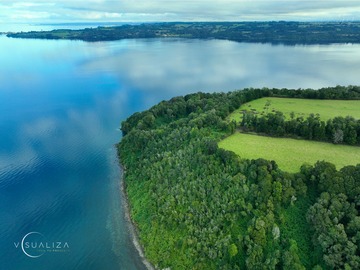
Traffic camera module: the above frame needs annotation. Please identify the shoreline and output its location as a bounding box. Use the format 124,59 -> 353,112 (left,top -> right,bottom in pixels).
119,162 -> 155,270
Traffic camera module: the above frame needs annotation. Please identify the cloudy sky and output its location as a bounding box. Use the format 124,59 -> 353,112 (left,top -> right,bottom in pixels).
1,0 -> 360,24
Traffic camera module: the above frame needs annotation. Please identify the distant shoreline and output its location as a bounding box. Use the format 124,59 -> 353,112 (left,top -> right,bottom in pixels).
6,21 -> 360,45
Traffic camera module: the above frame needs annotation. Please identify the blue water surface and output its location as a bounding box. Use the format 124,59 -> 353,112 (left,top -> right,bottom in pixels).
1,33 -> 360,270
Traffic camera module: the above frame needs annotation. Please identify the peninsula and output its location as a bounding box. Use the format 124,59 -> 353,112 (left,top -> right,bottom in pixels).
7,21 -> 360,44
118,85 -> 360,269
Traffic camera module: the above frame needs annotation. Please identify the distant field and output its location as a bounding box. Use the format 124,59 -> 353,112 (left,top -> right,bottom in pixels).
229,97 -> 360,122
219,132 -> 360,172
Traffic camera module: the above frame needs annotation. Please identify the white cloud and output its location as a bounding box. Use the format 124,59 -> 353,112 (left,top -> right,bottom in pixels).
76,11 -> 123,20
12,2 -> 56,8
10,10 -> 54,20
1,0 -> 360,23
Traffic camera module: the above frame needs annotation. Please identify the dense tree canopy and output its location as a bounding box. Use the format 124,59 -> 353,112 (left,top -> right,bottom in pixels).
241,111 -> 360,145
118,86 -> 360,269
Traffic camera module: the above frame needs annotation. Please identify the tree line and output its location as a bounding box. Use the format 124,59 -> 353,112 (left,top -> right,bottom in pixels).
241,111 -> 360,145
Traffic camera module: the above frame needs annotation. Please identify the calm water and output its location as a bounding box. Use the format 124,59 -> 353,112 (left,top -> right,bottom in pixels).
1,34 -> 360,270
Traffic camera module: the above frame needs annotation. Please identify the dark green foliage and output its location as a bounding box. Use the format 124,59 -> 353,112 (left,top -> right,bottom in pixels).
282,240 -> 306,270
241,112 -> 360,146
307,193 -> 360,269
118,86 -> 360,269
269,85 -> 360,100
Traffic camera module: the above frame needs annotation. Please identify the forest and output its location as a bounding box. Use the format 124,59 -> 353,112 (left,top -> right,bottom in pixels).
118,85 -> 360,269
7,21 -> 360,44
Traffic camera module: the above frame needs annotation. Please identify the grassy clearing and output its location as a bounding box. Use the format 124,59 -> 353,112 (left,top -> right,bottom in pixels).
218,132 -> 360,172
228,97 -> 360,122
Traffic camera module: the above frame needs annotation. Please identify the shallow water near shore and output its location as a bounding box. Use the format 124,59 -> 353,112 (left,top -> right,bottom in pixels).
1,33 -> 360,269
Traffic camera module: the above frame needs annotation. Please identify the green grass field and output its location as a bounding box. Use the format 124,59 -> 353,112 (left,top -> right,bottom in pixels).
229,97 -> 360,122
219,132 -> 360,172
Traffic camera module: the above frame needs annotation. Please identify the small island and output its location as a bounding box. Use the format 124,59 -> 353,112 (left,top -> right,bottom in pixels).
7,21 -> 360,45
118,85 -> 360,269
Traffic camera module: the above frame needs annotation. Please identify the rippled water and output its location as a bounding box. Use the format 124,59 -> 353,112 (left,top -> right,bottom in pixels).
1,34 -> 360,269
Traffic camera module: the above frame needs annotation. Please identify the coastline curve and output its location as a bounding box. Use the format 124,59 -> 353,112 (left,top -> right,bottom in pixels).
119,162 -> 155,270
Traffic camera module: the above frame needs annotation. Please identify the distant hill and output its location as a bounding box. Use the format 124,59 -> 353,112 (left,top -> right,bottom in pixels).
7,21 -> 360,44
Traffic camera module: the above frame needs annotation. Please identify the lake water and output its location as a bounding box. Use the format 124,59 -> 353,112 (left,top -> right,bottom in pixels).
1,33 -> 360,270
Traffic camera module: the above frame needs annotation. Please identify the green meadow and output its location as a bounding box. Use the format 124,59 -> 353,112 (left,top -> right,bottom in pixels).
228,97 -> 360,122
219,132 -> 360,172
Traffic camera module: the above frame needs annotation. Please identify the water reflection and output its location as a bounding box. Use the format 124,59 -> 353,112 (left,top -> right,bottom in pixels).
80,39 -> 360,98
0,37 -> 143,267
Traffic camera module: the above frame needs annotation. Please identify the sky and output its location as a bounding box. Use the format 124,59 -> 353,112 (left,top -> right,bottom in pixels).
1,0 -> 360,24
